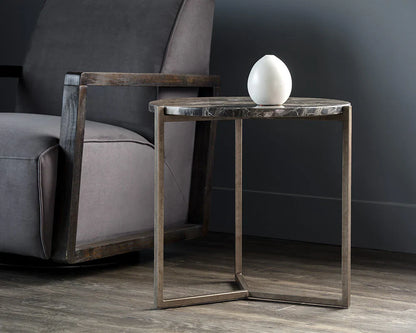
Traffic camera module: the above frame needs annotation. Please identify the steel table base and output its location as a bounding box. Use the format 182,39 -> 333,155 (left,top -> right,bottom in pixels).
154,106 -> 352,309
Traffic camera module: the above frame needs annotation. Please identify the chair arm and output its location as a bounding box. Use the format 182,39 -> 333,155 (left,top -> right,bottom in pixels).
63,71 -> 220,88
0,65 -> 23,78
54,71 -> 219,263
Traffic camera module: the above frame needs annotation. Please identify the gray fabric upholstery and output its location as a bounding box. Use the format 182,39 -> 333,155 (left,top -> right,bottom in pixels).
161,0 -> 214,75
0,113 -> 59,258
158,0 -> 215,207
77,137 -> 188,245
0,113 -> 188,257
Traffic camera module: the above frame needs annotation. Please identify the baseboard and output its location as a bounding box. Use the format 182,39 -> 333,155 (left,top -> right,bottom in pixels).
210,187 -> 416,254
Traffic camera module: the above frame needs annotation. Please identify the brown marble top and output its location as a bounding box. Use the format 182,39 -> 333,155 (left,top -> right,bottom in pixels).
149,97 -> 350,119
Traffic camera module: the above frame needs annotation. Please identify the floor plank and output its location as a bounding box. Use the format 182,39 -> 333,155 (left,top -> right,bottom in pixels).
0,233 -> 415,332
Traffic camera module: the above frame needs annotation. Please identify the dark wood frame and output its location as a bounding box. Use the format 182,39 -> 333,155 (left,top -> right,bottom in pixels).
0,69 -> 219,263
53,72 -> 219,263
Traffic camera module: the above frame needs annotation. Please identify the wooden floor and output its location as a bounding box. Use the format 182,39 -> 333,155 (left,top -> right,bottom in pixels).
0,233 -> 415,332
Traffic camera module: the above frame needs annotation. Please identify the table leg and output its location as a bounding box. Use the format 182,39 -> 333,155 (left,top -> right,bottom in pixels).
341,105 -> 352,307
154,106 -> 165,309
154,115 -> 249,309
235,110 -> 351,309
235,119 -> 243,275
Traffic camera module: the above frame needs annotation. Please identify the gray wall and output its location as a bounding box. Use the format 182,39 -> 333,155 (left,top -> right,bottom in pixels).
1,0 -> 415,253
209,0 -> 416,254
0,0 -> 42,112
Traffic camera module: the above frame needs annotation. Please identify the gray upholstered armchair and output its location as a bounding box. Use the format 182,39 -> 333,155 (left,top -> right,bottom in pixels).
0,0 -> 218,263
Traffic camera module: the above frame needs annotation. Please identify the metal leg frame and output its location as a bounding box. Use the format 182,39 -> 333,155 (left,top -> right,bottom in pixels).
154,106 -> 352,309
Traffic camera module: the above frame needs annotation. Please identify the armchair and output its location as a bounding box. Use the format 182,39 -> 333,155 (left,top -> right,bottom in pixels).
0,0 -> 218,263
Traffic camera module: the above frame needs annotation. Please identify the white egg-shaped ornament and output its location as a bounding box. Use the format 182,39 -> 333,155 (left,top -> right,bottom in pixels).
247,55 -> 292,105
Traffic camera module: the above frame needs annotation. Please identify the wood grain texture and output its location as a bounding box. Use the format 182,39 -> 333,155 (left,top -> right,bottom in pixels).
53,83 -> 87,263
79,72 -> 220,87
0,233 -> 415,333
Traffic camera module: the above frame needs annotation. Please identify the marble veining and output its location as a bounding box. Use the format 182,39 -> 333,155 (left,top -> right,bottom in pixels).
149,97 -> 350,118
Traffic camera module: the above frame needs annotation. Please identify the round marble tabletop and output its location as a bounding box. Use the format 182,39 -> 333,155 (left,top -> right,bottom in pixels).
149,97 -> 350,118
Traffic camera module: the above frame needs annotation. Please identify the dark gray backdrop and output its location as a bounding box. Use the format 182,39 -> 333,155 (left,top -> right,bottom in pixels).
1,0 -> 416,253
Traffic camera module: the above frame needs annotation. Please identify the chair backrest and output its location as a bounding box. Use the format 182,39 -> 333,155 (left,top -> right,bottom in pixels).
15,0 -> 215,142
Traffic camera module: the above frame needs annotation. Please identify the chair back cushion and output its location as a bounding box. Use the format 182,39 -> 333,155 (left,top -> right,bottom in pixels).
15,0 -> 214,142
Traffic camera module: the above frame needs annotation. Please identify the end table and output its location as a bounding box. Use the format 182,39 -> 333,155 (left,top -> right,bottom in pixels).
149,97 -> 352,309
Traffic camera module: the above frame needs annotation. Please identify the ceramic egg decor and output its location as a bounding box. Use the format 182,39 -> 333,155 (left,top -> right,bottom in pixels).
247,55 -> 292,105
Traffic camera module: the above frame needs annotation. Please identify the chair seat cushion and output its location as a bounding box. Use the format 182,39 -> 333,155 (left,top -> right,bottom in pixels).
0,113 -> 147,158
0,113 -> 184,259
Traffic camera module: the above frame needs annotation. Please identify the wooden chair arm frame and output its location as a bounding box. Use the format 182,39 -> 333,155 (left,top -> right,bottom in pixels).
65,72 -> 220,87
54,72 -> 219,263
